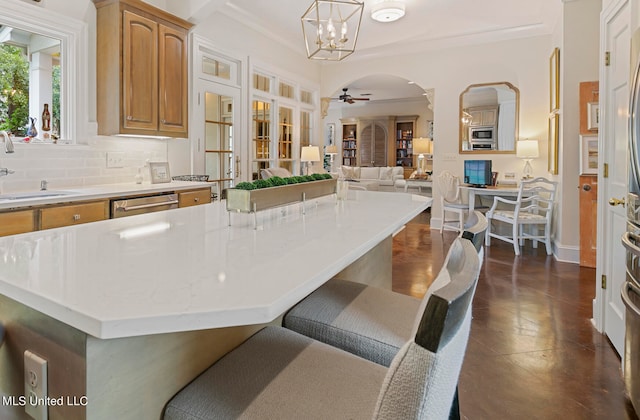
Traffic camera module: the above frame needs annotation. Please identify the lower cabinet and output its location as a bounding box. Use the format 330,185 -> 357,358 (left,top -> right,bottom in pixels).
178,187 -> 212,208
0,209 -> 37,237
0,187 -> 210,237
40,201 -> 109,230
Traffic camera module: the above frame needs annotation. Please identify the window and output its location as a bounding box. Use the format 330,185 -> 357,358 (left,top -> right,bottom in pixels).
254,73 -> 271,93
300,90 -> 313,105
202,57 -> 231,80
0,28 -> 61,137
252,99 -> 271,179
300,110 -> 311,148
279,82 -> 294,99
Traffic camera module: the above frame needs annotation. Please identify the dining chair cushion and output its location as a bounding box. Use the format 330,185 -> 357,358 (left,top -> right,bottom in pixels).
284,264 -> 454,368
284,279 -> 420,366
163,326 -> 386,420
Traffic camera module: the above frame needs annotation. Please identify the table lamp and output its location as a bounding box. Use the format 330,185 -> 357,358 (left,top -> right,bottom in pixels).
301,146 -> 320,175
326,144 -> 338,173
413,137 -> 432,175
516,139 -> 539,179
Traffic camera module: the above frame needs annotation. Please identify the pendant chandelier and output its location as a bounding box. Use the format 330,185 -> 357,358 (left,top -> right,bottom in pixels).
301,0 -> 364,61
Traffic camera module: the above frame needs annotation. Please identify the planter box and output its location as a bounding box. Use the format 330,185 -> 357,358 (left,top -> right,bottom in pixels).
226,179 -> 337,213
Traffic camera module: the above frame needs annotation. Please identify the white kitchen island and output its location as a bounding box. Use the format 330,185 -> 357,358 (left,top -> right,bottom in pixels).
0,191 -> 431,419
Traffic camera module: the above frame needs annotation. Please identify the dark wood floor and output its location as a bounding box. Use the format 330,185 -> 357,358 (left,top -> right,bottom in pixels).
391,212 -> 639,420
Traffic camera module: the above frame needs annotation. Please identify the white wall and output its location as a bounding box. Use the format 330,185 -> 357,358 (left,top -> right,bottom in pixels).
555,0 -> 602,261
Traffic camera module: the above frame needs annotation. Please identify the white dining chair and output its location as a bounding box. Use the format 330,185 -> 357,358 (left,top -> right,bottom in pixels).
485,177 -> 558,256
437,170 -> 469,234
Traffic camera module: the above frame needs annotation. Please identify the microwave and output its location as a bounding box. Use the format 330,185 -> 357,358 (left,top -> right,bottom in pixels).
470,126 -> 495,141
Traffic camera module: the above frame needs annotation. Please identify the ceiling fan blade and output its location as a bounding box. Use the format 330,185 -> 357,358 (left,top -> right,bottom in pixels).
351,98 -> 370,101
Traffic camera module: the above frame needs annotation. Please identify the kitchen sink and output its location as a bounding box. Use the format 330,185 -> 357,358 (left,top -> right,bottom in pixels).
0,190 -> 75,200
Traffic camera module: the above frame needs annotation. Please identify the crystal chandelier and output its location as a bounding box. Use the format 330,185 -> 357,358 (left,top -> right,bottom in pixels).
301,0 -> 364,61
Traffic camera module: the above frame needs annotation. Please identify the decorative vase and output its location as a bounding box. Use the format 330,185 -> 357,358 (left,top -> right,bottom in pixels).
27,117 -> 38,138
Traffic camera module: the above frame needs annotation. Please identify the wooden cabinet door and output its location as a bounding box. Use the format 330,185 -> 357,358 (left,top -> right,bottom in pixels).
122,11 -> 158,132
40,201 -> 109,230
579,175 -> 597,267
0,210 -> 36,237
178,188 -> 212,208
158,24 -> 188,137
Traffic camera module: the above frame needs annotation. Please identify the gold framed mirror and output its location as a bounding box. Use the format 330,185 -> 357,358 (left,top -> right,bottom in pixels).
459,82 -> 519,154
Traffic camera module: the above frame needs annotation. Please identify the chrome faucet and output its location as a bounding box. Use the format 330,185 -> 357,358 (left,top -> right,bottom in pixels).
0,131 -> 14,154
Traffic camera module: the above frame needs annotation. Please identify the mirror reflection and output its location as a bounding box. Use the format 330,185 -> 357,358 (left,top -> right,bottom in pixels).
459,82 -> 519,153
0,25 -> 61,139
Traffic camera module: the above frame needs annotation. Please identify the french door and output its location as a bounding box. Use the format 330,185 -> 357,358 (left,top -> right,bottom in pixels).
194,81 -> 241,196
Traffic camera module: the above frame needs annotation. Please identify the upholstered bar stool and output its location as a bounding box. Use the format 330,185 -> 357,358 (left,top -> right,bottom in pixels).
163,238 -> 480,420
282,211 -> 487,367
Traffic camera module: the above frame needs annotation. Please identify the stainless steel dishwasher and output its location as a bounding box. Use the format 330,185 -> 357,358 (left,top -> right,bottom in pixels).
111,194 -> 178,218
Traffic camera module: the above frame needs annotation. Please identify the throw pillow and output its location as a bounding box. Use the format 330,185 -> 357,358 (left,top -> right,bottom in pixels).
379,167 -> 393,180
341,166 -> 354,179
269,167 -> 293,178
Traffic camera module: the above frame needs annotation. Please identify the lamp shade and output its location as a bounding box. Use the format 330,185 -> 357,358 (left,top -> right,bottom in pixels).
516,140 -> 539,159
413,137 -> 432,155
301,146 -> 321,162
326,145 -> 338,154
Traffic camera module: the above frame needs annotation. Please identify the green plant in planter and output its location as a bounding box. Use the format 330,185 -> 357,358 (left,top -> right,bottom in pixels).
285,177 -> 298,184
269,176 -> 287,186
303,175 -> 315,182
235,182 -> 256,190
321,173 -> 333,180
311,173 -> 326,180
293,176 -> 307,183
253,179 -> 272,189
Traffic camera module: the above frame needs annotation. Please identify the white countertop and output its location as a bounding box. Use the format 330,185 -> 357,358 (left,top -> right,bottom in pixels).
0,191 -> 431,339
0,181 -> 212,210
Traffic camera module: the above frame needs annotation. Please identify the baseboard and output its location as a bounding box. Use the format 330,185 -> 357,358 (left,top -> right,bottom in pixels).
553,242 -> 579,264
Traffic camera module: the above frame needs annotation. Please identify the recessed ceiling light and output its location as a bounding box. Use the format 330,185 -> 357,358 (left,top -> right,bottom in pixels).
408,81 -> 415,84
371,1 -> 406,23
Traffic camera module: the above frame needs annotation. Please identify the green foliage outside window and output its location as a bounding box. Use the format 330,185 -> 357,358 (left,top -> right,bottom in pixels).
0,44 -> 29,135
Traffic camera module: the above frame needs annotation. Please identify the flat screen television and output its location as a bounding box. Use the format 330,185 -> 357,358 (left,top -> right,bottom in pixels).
464,160 -> 493,187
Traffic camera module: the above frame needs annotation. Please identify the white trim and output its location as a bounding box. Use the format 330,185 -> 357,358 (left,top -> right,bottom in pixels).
0,0 -> 88,142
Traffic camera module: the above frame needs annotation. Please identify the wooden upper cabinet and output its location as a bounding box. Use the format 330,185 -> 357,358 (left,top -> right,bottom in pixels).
158,24 -> 188,135
94,0 -> 192,138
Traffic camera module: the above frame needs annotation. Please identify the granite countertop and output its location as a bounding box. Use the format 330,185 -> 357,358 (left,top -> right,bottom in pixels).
0,191 -> 432,339
0,180 -> 212,210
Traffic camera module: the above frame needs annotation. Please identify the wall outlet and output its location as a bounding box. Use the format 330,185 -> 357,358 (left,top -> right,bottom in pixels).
106,152 -> 125,168
24,350 -> 48,420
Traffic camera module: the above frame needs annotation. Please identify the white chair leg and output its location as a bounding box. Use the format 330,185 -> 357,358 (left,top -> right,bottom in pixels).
513,222 -> 520,256
545,225 -> 552,255
485,217 -> 492,246
440,209 -> 445,234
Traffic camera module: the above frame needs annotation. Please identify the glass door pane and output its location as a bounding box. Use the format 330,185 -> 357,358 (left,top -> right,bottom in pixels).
205,92 -> 234,192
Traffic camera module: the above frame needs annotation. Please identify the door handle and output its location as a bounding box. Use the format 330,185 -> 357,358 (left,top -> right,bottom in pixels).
609,197 -> 626,207
582,184 -> 591,191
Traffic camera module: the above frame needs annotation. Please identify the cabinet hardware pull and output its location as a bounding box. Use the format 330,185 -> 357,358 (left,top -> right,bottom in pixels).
73,214 -> 81,221
194,197 -> 199,202
127,116 -> 132,121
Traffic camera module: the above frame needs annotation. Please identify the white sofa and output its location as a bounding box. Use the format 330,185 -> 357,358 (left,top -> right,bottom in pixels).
338,166 -> 404,191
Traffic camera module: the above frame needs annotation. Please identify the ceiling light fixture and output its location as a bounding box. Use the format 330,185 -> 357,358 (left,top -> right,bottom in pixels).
301,0 -> 364,61
371,1 -> 405,23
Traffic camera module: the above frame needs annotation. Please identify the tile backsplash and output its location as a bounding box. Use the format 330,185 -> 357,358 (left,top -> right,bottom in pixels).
0,136 -> 171,193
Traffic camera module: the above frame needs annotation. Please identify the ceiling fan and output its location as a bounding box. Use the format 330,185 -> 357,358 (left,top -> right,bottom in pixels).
333,88 -> 370,104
